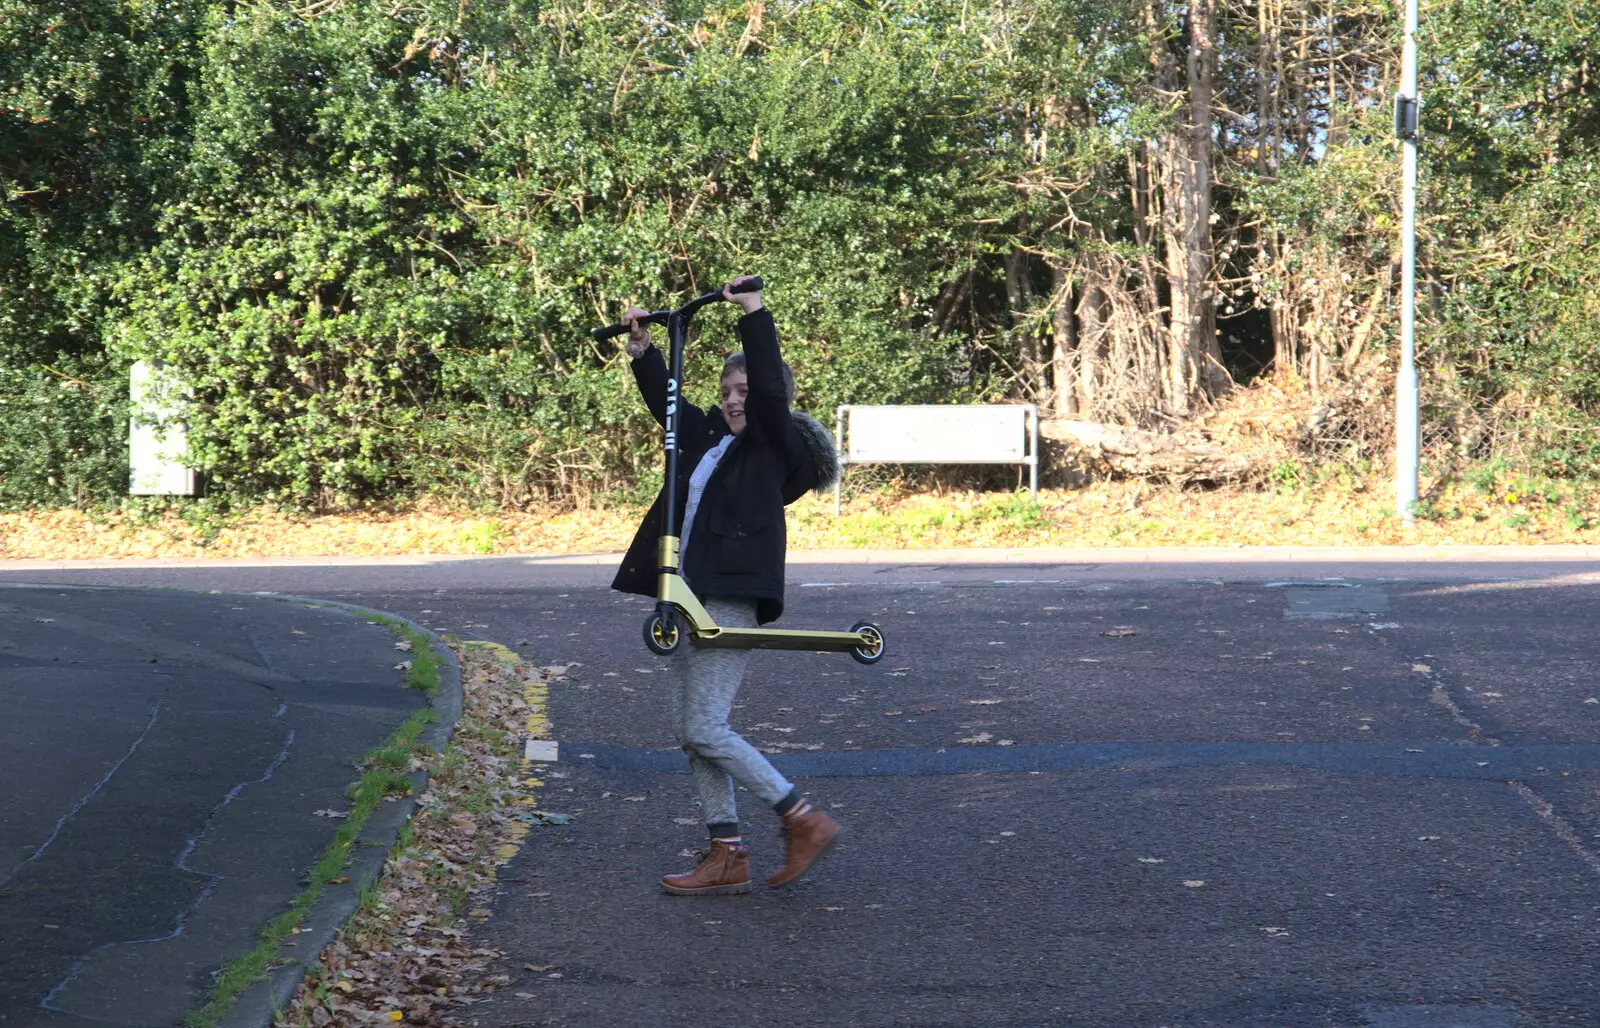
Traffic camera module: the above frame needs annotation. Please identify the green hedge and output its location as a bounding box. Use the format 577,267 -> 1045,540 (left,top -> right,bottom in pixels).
3,0 -> 1598,510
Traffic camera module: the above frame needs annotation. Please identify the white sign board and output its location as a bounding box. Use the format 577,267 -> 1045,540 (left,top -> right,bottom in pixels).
844,405 -> 1030,464
129,360 -> 198,496
834,403 -> 1038,513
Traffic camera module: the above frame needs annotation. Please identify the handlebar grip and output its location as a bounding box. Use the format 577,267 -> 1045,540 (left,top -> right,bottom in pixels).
592,322 -> 631,342
727,276 -> 765,295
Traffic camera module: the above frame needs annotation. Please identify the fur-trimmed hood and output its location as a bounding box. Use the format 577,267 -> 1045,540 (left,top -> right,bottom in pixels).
792,410 -> 840,493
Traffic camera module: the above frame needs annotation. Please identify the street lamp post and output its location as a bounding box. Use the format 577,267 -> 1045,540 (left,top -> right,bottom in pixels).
1394,0 -> 1420,522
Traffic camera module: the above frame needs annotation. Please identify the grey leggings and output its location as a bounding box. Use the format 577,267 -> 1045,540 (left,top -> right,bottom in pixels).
668,597 -> 794,827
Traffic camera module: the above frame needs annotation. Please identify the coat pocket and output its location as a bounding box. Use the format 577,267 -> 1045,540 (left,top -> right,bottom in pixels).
705,510 -> 772,576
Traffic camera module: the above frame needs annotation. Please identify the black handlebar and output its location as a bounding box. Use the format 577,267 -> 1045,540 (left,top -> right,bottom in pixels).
592,314 -> 664,342
591,277 -> 765,342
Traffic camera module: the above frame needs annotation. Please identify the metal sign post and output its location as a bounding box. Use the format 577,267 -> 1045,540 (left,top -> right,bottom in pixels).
1393,0 -> 1421,522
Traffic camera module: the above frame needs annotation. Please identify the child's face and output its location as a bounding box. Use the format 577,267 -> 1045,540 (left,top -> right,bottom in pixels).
721,370 -> 749,435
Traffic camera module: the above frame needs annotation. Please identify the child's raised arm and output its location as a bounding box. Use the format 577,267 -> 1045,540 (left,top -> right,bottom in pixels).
622,307 -> 707,437
724,278 -> 790,443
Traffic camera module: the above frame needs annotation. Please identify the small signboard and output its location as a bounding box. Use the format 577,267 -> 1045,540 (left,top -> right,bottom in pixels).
835,404 -> 1037,513
129,360 -> 198,496
844,405 -> 1031,464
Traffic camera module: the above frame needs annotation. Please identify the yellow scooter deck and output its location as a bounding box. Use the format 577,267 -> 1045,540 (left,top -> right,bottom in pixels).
657,537 -> 871,653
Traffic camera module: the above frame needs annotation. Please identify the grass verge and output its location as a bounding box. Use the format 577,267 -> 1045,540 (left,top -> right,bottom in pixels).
3,471 -> 1596,560
184,616 -> 446,1027
270,640 -> 557,1026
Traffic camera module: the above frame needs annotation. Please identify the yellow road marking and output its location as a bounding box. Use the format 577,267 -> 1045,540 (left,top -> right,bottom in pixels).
459,641 -> 558,905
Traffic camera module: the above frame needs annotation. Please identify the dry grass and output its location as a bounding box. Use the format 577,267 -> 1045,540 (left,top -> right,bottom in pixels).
1,472 -> 1595,561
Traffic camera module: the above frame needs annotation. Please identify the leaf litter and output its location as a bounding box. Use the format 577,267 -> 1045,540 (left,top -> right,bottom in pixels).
277,643 -> 563,1026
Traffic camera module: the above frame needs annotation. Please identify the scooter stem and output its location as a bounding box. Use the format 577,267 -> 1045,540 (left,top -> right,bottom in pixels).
658,308 -> 689,570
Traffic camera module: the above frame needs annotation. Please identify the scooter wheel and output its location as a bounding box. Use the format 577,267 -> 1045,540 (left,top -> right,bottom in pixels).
848,621 -> 886,665
643,611 -> 683,656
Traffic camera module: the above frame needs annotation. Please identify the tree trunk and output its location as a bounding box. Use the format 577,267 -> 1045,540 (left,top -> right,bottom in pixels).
1149,0 -> 1226,415
1050,263 -> 1079,416
1040,418 -> 1256,483
1077,259 -> 1109,414
1256,0 -> 1277,175
1325,0 -> 1346,148
1184,0 -> 1225,394
1004,215 -> 1041,401
1159,138 -> 1195,413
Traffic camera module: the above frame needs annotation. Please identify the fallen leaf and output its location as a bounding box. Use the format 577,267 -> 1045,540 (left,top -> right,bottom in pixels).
1411,663 -> 1431,673
518,811 -> 572,826
1099,627 -> 1137,638
957,732 -> 994,745
395,640 -> 413,652
1182,880 -> 1205,888
967,698 -> 1003,705
313,809 -> 349,819
327,875 -> 350,885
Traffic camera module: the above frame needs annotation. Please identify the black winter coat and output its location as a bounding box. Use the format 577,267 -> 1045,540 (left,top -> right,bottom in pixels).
611,308 -> 839,625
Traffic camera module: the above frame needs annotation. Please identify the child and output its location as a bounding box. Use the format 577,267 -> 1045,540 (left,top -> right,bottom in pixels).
611,276 -> 842,895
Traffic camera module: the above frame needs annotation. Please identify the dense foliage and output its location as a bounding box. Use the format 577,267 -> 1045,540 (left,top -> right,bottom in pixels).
3,0 -> 1597,509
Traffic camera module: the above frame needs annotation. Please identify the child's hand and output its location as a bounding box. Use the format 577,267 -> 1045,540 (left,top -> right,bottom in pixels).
723,276 -> 764,313
622,307 -> 652,358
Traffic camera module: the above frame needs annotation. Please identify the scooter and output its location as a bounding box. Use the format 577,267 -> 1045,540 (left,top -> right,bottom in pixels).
593,278 -> 886,665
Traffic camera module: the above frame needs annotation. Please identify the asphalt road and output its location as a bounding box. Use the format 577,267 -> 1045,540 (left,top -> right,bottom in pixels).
5,553 -> 1599,1027
0,588 -> 427,1028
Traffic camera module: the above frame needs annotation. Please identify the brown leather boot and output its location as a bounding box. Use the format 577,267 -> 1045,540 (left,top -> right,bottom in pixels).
660,841 -> 752,896
768,808 -> 840,888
